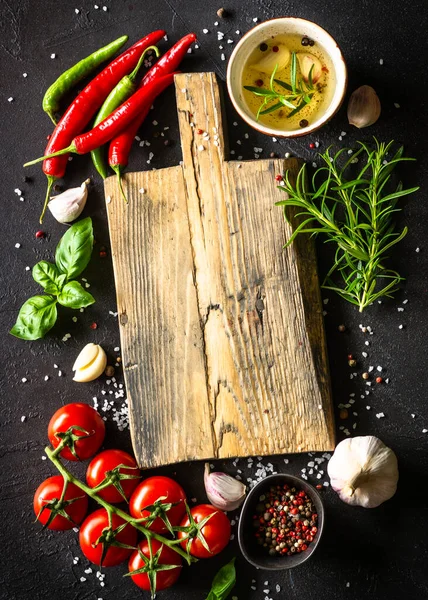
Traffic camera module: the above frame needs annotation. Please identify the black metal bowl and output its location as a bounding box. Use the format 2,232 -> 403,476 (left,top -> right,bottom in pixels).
238,473 -> 325,570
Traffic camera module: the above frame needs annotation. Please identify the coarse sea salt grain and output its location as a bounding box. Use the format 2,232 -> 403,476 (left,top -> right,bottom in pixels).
15,243 -> 21,248
51,53 -> 56,59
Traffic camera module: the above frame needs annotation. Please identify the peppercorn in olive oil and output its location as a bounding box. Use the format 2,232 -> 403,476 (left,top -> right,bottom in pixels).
242,34 -> 335,131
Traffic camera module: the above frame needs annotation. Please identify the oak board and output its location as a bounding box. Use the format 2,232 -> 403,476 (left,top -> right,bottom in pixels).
104,72 -> 335,469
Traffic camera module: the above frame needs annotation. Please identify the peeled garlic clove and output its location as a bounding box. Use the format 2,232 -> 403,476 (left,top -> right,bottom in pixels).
347,85 -> 381,128
296,53 -> 322,83
327,436 -> 398,508
204,463 -> 246,511
250,44 -> 290,74
73,343 -> 107,382
48,178 -> 90,224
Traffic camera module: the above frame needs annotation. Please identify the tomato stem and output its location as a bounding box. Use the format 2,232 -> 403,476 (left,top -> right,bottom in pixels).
45,446 -> 195,564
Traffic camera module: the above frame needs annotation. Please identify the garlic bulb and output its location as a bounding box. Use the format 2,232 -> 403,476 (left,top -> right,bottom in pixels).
73,343 -> 107,382
327,436 -> 398,508
204,463 -> 246,511
347,85 -> 381,128
48,178 -> 90,223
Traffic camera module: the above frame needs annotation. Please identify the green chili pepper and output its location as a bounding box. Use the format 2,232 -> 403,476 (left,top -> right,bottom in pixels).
90,45 -> 160,180
42,35 -> 129,125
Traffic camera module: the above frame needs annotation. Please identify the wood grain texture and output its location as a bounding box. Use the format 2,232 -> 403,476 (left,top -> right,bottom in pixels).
105,72 -> 335,469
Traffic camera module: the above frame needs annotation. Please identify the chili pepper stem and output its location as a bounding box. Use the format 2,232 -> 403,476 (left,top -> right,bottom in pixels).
45,445 -> 195,564
40,175 -> 56,224
25,144 -> 78,168
111,165 -> 129,204
129,46 -> 160,82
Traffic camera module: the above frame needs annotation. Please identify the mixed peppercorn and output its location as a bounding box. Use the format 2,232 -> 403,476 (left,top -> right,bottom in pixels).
253,484 -> 318,557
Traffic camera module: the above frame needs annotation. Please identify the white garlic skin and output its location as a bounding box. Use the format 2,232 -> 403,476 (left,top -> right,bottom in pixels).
73,343 -> 107,382
204,463 -> 246,511
327,436 -> 398,508
347,85 -> 381,128
48,178 -> 90,224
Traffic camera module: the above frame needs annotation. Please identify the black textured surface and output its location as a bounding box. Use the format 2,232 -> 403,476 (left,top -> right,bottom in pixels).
1,1 -> 427,599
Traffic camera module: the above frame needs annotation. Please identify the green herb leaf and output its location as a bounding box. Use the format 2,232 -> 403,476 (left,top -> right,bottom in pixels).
55,217 -> 94,280
290,51 -> 297,92
57,281 -> 95,309
243,86 -> 276,96
273,78 -> 293,92
32,261 -> 65,295
10,295 -> 57,340
259,101 -> 284,115
205,558 -> 236,600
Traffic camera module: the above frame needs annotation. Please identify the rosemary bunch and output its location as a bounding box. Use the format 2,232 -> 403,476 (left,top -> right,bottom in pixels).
276,139 -> 418,312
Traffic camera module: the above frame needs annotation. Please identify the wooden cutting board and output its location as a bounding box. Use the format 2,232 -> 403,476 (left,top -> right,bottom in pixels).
104,72 -> 335,469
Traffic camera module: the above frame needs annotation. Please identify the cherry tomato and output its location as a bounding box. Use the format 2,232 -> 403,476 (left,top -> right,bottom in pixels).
48,403 -> 105,461
79,508 -> 137,566
128,539 -> 182,591
33,475 -> 88,530
86,449 -> 141,503
129,476 -> 186,533
178,504 -> 231,558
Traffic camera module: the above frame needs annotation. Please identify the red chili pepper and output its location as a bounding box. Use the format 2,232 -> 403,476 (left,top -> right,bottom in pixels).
141,33 -> 196,87
107,34 -> 196,200
26,74 -> 177,174
108,73 -> 175,201
39,30 -> 165,223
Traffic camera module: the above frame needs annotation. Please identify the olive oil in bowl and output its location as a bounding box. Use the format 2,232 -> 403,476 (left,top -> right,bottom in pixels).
242,33 -> 336,132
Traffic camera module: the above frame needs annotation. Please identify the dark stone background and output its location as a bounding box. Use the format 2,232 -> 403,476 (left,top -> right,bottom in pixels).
1,1 -> 427,599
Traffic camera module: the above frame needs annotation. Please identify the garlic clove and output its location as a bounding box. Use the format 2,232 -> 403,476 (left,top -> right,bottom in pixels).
327,436 -> 398,508
48,178 -> 90,224
347,85 -> 381,128
296,53 -> 322,83
250,44 -> 290,74
73,343 -> 107,382
204,463 -> 246,512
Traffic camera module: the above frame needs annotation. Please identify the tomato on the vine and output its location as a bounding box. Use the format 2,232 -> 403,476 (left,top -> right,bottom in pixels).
86,449 -> 141,503
79,508 -> 137,567
33,475 -> 88,530
128,539 -> 182,592
48,403 -> 105,461
178,504 -> 231,558
129,476 -> 186,533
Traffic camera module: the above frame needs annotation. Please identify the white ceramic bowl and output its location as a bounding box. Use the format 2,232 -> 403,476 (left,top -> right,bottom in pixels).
226,17 -> 348,137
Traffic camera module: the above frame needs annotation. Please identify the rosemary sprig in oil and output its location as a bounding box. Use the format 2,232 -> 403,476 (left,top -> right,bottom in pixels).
244,52 -> 315,120
276,139 -> 419,312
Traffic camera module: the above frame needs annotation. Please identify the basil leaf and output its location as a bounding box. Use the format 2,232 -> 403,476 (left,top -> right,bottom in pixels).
206,558 -> 236,600
32,261 -> 62,294
55,217 -> 94,280
57,281 -> 95,309
10,295 -> 57,341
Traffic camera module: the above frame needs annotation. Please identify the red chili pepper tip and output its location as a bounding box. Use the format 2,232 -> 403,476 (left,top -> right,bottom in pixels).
90,322 -> 98,330
275,174 -> 283,181
197,129 -> 204,135
309,142 -> 315,149
35,231 -> 45,238
316,484 -> 322,490
376,376 -> 383,383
